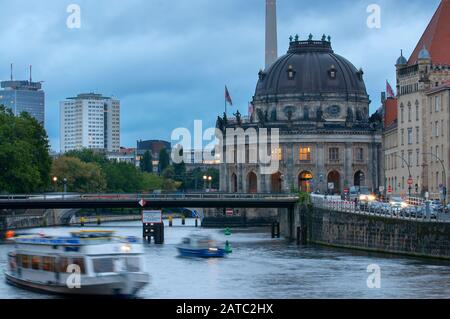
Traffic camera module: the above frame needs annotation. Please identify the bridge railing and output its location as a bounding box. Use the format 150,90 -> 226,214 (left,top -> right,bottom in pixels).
0,193 -> 299,201
311,196 -> 448,223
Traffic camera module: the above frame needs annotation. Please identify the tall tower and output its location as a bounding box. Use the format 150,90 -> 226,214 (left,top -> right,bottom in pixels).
265,0 -> 278,69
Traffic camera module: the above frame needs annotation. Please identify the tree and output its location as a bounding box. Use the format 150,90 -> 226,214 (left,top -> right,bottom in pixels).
65,149 -> 108,166
103,162 -> 142,193
51,156 -> 106,193
0,106 -> 51,193
158,149 -> 170,173
140,150 -> 153,173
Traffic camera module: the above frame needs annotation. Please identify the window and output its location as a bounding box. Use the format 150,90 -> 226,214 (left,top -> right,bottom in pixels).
408,151 -> 412,167
93,258 -> 115,273
59,257 -> 70,273
125,257 -> 141,272
400,107 -> 404,123
42,257 -> 55,272
408,128 -> 413,145
20,255 -> 30,268
31,256 -> 41,270
416,127 -> 420,145
435,95 -> 442,112
436,121 -> 439,137
299,147 -> 311,161
408,105 -> 412,122
416,102 -> 419,121
272,148 -> 282,161
329,148 -> 339,161
416,149 -> 420,166
401,129 -> 404,145
356,148 -> 364,161
72,258 -> 86,274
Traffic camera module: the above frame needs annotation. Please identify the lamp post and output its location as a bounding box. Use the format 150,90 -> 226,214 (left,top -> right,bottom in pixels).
393,154 -> 412,198
422,152 -> 447,206
63,178 -> 67,198
203,175 -> 213,192
52,176 -> 58,193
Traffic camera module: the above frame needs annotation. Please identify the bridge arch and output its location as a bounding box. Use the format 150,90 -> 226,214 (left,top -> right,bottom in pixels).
247,171 -> 258,194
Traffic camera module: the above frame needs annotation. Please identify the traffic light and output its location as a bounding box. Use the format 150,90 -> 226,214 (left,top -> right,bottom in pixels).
415,184 -> 419,193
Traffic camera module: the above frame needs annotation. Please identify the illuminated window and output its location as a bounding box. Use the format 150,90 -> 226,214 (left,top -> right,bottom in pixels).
31,256 -> 41,270
299,147 -> 311,161
272,148 -> 282,161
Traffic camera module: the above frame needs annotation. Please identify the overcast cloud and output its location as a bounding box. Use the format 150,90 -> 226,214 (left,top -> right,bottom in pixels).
0,0 -> 440,151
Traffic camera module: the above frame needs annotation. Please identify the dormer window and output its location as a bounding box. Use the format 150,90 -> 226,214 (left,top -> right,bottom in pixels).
328,65 -> 337,79
287,65 -> 296,80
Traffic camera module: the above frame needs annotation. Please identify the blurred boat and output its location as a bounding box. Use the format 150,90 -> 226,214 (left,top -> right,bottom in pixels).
4,230 -> 150,297
176,234 -> 226,258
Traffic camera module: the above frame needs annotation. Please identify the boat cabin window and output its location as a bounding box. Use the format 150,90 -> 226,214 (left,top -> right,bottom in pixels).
182,238 -> 191,245
20,255 -> 30,268
31,256 -> 42,270
58,257 -> 86,274
59,257 -> 70,273
71,258 -> 86,274
93,258 -> 115,273
125,257 -> 141,272
43,256 -> 56,272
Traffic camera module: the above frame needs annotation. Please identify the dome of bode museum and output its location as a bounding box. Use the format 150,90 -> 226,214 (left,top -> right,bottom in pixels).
252,35 -> 371,125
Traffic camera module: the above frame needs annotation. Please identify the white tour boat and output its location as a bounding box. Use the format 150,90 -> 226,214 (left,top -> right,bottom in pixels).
5,230 -> 150,297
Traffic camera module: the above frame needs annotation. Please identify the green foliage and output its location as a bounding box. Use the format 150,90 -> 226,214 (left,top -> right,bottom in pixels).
0,105 -> 51,193
140,150 -> 153,173
62,147 -> 181,193
299,192 -> 311,205
51,156 -> 106,193
103,162 -> 143,193
158,149 -> 170,173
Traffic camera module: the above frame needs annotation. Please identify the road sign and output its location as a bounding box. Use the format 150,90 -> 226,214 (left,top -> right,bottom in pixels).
226,208 -> 234,217
407,177 -> 414,185
328,183 -> 334,190
387,186 -> 393,194
344,188 -> 349,194
143,210 -> 162,224
379,186 -> 385,192
139,199 -> 147,207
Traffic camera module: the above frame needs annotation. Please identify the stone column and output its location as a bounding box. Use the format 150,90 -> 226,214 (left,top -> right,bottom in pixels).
316,143 -> 326,193
344,143 -> 353,189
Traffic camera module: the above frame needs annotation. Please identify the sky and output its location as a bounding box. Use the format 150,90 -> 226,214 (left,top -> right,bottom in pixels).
0,0 -> 441,151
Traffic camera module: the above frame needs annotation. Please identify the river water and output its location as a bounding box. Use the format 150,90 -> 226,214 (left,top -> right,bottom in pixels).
1,219 -> 450,299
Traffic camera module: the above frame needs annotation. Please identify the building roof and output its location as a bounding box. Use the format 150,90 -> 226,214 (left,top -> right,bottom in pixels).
255,37 -> 367,97
408,0 -> 450,66
426,79 -> 450,94
384,98 -> 398,128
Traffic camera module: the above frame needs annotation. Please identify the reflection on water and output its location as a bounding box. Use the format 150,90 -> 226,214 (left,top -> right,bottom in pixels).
1,219 -> 450,299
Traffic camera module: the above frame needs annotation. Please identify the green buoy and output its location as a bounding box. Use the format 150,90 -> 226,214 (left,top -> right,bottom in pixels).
224,227 -> 232,236
224,240 -> 233,254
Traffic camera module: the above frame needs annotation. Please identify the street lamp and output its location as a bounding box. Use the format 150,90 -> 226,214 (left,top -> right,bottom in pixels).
63,178 -> 68,198
52,176 -> 58,193
203,175 -> 213,191
393,154 -> 413,198
422,152 -> 447,206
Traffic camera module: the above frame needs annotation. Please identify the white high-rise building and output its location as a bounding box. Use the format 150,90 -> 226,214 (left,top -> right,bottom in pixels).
60,93 -> 120,153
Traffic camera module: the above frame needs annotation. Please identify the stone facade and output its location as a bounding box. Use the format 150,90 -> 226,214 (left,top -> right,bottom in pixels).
218,37 -> 383,196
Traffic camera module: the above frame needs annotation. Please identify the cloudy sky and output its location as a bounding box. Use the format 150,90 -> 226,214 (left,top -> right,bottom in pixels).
0,0 -> 440,151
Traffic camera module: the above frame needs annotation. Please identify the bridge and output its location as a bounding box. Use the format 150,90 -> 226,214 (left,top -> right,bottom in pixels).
0,193 -> 300,210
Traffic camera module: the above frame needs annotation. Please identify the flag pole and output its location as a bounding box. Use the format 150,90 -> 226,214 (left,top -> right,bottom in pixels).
224,86 -> 227,116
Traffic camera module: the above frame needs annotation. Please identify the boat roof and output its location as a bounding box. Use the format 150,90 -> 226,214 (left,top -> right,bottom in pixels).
13,230 -> 140,246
